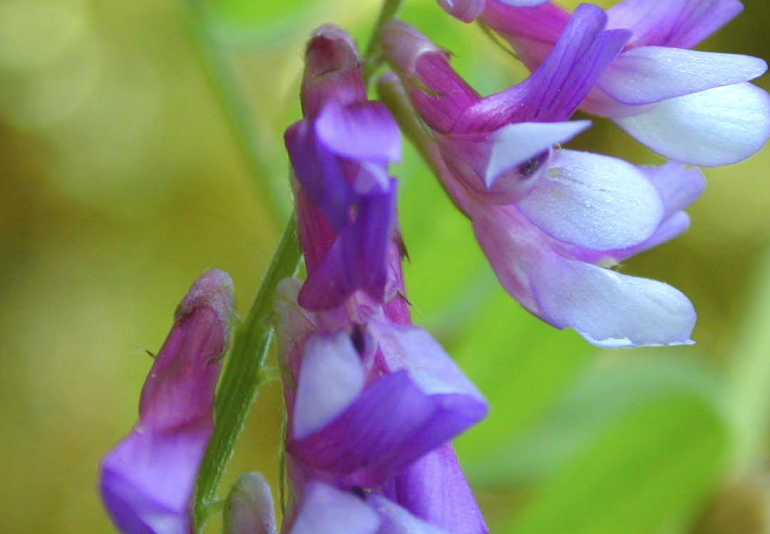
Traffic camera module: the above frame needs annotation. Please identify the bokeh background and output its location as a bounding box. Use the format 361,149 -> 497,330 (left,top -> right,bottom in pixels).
2,0 -> 770,532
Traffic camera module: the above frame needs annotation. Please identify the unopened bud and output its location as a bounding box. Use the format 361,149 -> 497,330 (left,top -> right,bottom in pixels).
224,473 -> 278,534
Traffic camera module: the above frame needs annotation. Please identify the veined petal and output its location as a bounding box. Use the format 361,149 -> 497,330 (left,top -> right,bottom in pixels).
518,150 -> 663,251
288,483 -> 380,534
462,4 -> 630,126
606,0 -> 744,49
100,421 -> 211,534
481,2 -> 571,62
599,47 -> 768,105
315,100 -> 402,164
289,324 -> 487,483
384,444 -> 488,534
285,120 -> 353,230
293,333 -> 366,440
472,205 -> 696,347
616,82 -> 770,166
370,495 -> 449,534
437,0 -> 486,22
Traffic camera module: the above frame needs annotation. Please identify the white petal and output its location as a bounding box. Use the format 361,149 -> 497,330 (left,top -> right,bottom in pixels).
289,484 -> 380,534
293,333 -> 365,439
616,82 -> 770,166
600,47 -> 767,105
486,121 -> 591,187
518,150 -> 663,250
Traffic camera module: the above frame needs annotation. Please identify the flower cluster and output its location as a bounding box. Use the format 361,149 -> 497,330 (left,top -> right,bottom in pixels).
98,1 -> 769,534
276,26 -> 489,534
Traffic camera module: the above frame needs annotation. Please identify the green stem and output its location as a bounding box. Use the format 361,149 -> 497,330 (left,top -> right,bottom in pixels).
194,214 -> 300,528
363,0 -> 405,83
179,0 -> 288,230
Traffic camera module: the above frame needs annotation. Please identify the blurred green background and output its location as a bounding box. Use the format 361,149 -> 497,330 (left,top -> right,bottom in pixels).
2,0 -> 770,532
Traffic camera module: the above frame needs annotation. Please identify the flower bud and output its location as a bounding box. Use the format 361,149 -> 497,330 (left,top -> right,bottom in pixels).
99,269 -> 234,534
224,473 -> 278,534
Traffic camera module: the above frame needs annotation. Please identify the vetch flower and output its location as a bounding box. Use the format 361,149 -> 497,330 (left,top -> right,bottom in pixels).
285,25 -> 402,311
438,0 -> 549,23
224,473 -> 278,534
382,9 -> 702,347
99,269 -> 234,534
478,0 -> 770,166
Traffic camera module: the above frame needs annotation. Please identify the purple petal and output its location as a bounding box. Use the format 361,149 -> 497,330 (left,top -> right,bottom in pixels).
599,47 -> 767,105
288,483 -> 380,534
606,0 -> 744,49
298,182 -> 397,310
616,82 -> 770,166
315,100 -> 402,165
289,324 -> 487,484
383,443 -> 488,534
285,120 -> 354,229
472,205 -> 696,347
381,21 -> 481,133
460,4 -> 630,126
437,0 -> 486,22
369,495 -> 448,534
517,149 -> 664,251
293,333 -> 366,440
100,421 -> 211,534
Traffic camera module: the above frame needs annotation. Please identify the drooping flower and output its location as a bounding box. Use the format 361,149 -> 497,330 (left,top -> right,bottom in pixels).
381,8 -> 702,347
477,0 -> 770,166
278,25 -> 489,534
100,269 -> 234,534
285,25 -> 402,311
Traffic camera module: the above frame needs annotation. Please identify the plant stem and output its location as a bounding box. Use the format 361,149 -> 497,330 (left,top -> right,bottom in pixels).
363,0 -> 405,83
179,0 -> 288,230
194,214 -> 300,528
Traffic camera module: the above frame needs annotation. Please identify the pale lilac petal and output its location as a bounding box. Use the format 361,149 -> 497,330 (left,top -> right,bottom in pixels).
224,473 -> 277,534
384,444 -> 488,534
606,0 -> 744,49
458,4 -> 630,126
289,483 -> 380,534
472,205 -> 696,347
370,495 -> 448,534
293,333 -> 366,440
289,325 -> 487,483
518,150 -> 663,251
642,161 -> 706,218
616,82 -> 770,166
599,47 -> 767,105
437,0 -> 486,23
100,421 -> 211,534
315,101 -> 402,164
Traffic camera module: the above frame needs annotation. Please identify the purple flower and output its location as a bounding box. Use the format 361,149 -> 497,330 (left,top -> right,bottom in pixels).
437,0 -> 549,23
99,269 -> 234,534
285,25 -> 402,311
479,0 -> 770,166
382,8 -> 702,347
275,279 -> 488,489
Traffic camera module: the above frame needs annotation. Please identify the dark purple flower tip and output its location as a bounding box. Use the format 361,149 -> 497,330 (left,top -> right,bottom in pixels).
301,24 -> 367,118
99,270 -> 234,534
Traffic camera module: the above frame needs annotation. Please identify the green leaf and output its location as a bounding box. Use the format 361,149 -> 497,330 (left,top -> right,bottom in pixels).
496,357 -> 732,534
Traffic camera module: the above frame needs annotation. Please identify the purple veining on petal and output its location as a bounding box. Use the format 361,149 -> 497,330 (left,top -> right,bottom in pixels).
99,270 -> 234,534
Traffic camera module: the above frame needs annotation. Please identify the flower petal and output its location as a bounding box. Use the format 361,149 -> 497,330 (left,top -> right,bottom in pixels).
369,495 -> 449,534
293,333 -> 366,440
606,0 -> 744,49
599,47 -> 767,105
384,443 -> 488,534
289,483 -> 380,534
642,161 -> 706,219
616,82 -> 770,166
100,421 -> 211,534
472,205 -> 696,347
289,324 -> 487,484
315,100 -> 402,164
437,0 -> 486,23
518,150 -> 664,251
